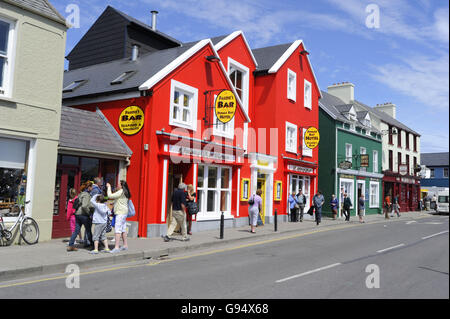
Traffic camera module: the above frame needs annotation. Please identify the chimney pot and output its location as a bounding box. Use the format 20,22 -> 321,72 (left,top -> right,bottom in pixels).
151,10 -> 158,31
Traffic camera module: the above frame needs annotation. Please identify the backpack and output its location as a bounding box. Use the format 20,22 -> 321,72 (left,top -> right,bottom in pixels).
127,199 -> 136,218
72,197 -> 80,211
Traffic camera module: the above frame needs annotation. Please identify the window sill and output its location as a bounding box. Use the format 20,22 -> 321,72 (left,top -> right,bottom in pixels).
0,95 -> 16,104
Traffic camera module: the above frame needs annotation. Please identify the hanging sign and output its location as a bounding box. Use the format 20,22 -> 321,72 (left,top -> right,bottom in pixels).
119,106 -> 145,135
215,90 -> 237,124
304,127 -> 320,149
360,154 -> 369,167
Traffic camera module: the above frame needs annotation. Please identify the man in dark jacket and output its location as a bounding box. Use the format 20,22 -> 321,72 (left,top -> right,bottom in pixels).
343,193 -> 352,221
296,190 -> 307,222
164,183 -> 190,242
313,191 -> 325,225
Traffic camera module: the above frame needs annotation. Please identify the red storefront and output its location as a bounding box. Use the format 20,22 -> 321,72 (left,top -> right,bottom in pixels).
383,172 -> 421,212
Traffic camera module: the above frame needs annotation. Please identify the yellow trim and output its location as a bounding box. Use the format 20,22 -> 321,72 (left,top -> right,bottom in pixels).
240,178 -> 251,201
274,180 -> 283,201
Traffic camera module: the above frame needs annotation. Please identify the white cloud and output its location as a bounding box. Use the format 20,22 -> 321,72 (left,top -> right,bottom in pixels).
369,53 -> 449,111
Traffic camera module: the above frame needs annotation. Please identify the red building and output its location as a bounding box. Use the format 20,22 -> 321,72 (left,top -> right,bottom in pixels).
59,7 -> 321,238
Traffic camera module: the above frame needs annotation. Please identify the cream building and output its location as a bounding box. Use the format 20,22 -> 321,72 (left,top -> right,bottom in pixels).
0,0 -> 67,242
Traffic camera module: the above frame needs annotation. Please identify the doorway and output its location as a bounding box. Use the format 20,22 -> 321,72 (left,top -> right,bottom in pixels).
52,167 -> 80,238
357,180 -> 365,217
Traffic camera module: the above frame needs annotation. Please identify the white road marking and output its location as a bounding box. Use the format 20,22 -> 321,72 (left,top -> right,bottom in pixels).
406,221 -> 417,225
424,222 -> 443,225
376,243 -> 405,253
276,263 -> 341,283
422,230 -> 449,240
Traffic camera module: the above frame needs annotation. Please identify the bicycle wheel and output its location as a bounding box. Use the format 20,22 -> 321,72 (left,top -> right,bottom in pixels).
20,217 -> 39,245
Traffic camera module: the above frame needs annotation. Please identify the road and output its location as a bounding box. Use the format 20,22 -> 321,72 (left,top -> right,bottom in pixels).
0,215 -> 448,300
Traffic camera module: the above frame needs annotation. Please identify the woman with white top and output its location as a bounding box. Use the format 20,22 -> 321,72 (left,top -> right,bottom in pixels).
107,180 -> 131,253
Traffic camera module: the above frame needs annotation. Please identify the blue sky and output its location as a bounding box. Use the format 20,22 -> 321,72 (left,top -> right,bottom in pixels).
52,0 -> 449,153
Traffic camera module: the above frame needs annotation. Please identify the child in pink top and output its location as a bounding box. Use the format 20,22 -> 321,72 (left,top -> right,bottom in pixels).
66,188 -> 82,242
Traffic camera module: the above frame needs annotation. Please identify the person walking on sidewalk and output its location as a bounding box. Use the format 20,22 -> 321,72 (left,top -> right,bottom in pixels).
343,193 -> 352,222
384,195 -> 391,219
330,194 -> 338,220
67,182 -> 94,252
358,194 -> 366,223
288,191 -> 299,222
164,183 -> 190,242
186,184 -> 197,235
391,194 -> 400,218
313,191 -> 324,226
296,190 -> 307,222
248,190 -> 263,233
89,194 -> 111,254
107,181 -> 131,253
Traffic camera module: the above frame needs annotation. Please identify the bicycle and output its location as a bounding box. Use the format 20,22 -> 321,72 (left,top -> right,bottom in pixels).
0,200 -> 39,246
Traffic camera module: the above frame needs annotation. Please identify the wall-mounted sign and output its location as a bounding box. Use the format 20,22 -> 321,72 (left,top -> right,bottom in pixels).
215,90 -> 236,124
119,106 -> 144,135
287,165 -> 314,174
360,154 -> 369,167
339,161 -> 352,170
399,164 -> 408,176
304,127 -> 320,149
274,181 -> 282,201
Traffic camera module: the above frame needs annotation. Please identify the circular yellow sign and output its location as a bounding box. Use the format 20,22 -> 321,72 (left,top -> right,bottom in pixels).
215,90 -> 237,124
119,106 -> 144,135
304,127 -> 320,149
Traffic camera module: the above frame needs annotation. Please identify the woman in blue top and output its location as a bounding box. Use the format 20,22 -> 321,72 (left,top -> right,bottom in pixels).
330,194 -> 338,220
288,191 -> 299,222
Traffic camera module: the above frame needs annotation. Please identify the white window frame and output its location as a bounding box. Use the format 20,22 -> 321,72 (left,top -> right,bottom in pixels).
340,178 -> 354,210
302,127 -> 313,157
196,164 -> 233,221
0,15 -> 17,99
373,150 -> 378,173
169,79 -> 198,131
346,143 -> 353,163
285,122 -> 297,154
287,68 -> 297,102
304,79 -> 312,109
212,94 -> 235,139
369,181 -> 379,208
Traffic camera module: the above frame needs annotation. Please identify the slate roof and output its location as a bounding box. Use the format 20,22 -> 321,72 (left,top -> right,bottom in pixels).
63,42 -> 197,100
3,0 -> 66,25
252,43 -> 292,72
353,100 -> 420,136
59,106 -> 132,157
421,152 -> 449,167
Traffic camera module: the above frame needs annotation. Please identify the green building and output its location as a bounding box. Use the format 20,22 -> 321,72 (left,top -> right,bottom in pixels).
318,85 -> 383,218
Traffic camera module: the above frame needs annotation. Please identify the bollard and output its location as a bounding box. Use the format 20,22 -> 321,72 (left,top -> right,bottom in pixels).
220,211 -> 224,239
274,209 -> 278,232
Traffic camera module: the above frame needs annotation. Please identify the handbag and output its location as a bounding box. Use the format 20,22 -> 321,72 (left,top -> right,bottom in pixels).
248,194 -> 255,206
307,206 -> 315,216
105,216 -> 112,233
187,201 -> 199,215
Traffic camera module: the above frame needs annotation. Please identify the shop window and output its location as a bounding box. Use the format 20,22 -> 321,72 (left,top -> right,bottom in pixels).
0,137 -> 29,213
61,155 -> 79,166
169,80 -> 198,131
81,157 -> 99,183
340,179 -> 354,209
287,69 -> 296,102
101,160 -> 118,189
0,17 -> 15,97
370,182 -> 379,208
197,165 -> 232,220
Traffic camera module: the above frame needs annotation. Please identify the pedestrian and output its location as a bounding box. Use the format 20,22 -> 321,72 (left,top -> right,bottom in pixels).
288,191 -> 299,222
330,194 -> 338,220
313,191 -> 325,226
343,193 -> 352,221
296,189 -> 307,222
186,184 -> 197,235
425,194 -> 431,211
107,180 -> 131,252
67,181 -> 94,252
164,183 -> 190,242
432,194 -> 437,211
384,195 -> 391,219
358,194 -> 365,223
91,177 -> 104,197
66,188 -> 82,244
89,194 -> 111,254
391,195 -> 400,218
248,189 -> 263,233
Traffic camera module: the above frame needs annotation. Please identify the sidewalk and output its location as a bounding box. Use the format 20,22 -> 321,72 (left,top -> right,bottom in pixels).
0,211 -> 431,282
